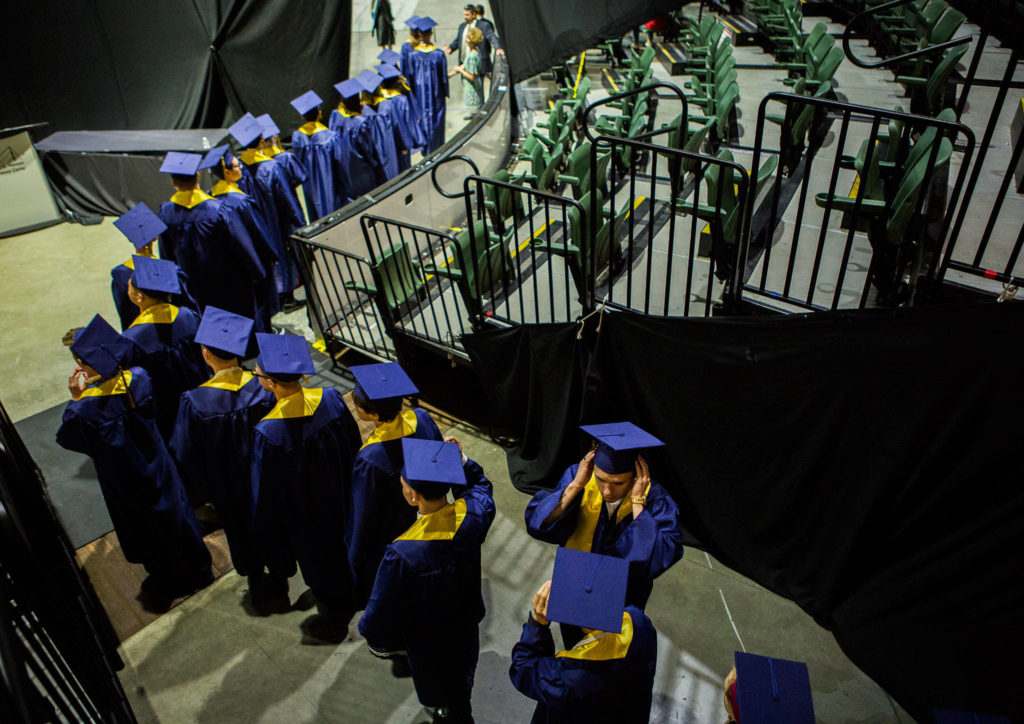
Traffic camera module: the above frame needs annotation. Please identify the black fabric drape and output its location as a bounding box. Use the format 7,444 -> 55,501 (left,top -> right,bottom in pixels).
490,0 -> 680,83
470,302 -> 1024,719
462,323 -> 586,494
0,1 -> 351,136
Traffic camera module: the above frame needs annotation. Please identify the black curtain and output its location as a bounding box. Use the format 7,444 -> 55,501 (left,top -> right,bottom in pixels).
467,302 -> 1024,720
0,0 -> 351,136
490,0 -> 681,83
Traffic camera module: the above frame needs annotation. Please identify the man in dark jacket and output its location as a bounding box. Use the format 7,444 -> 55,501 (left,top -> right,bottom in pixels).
443,4 -> 503,77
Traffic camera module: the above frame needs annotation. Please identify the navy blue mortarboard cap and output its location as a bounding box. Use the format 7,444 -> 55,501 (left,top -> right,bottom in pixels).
404,15 -> 421,28
934,710 -> 1011,724
159,152 -> 202,176
71,314 -> 133,379
255,333 -> 315,381
546,548 -> 629,633
375,63 -> 401,80
335,79 -> 364,99
357,69 -> 384,93
378,49 -> 401,66
734,652 -> 815,723
400,439 -> 466,492
228,113 -> 263,147
291,90 -> 323,116
131,256 -> 182,295
195,306 -> 253,358
113,203 -> 167,250
581,421 -> 664,475
351,362 -> 418,401
198,144 -> 230,171
256,113 -> 280,138
411,16 -> 438,32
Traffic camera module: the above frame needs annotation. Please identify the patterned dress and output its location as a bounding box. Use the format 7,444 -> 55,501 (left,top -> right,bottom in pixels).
463,49 -> 484,113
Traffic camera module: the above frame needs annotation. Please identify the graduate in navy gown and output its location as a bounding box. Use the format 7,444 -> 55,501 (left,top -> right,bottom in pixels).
359,437 -> 495,723
201,145 -> 280,331
406,16 -> 449,154
329,79 -> 386,200
257,113 -> 309,206
347,362 -> 443,609
724,651 -> 817,723
250,333 -> 362,642
375,62 -> 426,172
121,256 -> 208,442
508,549 -> 657,724
524,422 -> 684,611
110,203 -> 198,331
357,70 -> 400,181
169,307 -> 277,609
156,151 -> 270,322
400,16 -> 422,81
290,90 -> 345,220
229,114 -> 306,310
57,315 -> 212,605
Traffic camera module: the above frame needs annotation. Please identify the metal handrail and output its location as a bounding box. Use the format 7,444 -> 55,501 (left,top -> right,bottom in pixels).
430,155 -> 482,199
842,0 -> 971,69
581,82 -> 690,145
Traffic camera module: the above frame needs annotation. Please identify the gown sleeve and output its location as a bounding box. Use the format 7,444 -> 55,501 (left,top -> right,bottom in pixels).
613,485 -> 685,580
524,465 -> 583,545
357,548 -> 410,653
251,430 -> 298,579
508,621 -> 607,706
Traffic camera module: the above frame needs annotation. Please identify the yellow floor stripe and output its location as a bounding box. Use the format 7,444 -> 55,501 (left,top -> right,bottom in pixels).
849,175 -> 861,198
657,43 -> 675,62
510,222 -> 551,259
603,67 -> 620,93
722,19 -> 740,33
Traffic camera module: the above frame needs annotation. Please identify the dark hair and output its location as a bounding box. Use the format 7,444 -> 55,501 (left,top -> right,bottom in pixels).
170,173 -> 197,186
202,344 -> 238,362
127,277 -> 171,303
352,390 -> 403,422
341,94 -> 362,113
62,327 -> 83,347
302,107 -> 320,123
211,161 -> 227,180
476,5 -> 485,17
244,136 -> 262,150
410,481 -> 450,501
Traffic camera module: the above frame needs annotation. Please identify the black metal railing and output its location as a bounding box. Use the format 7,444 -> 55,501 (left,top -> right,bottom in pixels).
585,135 -> 749,317
360,216 -> 474,361
739,92 -> 975,311
842,0 -> 972,69
295,241 -> 397,362
461,175 -> 587,326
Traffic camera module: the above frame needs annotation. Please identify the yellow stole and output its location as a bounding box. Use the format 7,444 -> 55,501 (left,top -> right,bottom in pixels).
415,43 -> 437,52
201,367 -> 251,392
262,388 -> 323,420
335,105 -> 360,118
395,498 -> 467,542
239,148 -> 272,166
299,121 -> 329,136
129,303 -> 179,327
170,189 -> 213,209
79,370 -> 133,399
556,611 -> 634,661
564,475 -> 651,552
360,409 -> 418,450
211,179 -> 245,197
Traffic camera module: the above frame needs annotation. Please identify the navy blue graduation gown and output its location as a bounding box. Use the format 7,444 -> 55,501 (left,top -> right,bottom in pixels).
358,459 -> 495,708
329,109 -> 385,201
55,367 -> 211,579
524,465 -> 684,607
407,45 -> 449,154
251,387 -> 361,600
169,368 -> 275,575
509,606 -> 657,724
291,122 -> 345,220
400,41 -> 415,82
122,304 -> 208,442
270,147 -> 308,196
157,190 -> 269,319
209,181 -> 281,330
237,151 -> 305,293
364,105 -> 400,181
378,91 -> 426,171
347,408 -> 443,608
110,258 -> 198,332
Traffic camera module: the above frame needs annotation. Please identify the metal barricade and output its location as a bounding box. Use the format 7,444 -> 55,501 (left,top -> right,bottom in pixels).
462,175 -> 587,325
360,216 -> 474,361
739,92 -> 975,311
295,240 -> 397,362
587,135 -> 749,317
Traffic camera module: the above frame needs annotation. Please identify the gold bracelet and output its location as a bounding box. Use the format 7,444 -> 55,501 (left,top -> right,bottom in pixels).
630,495 -> 647,506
